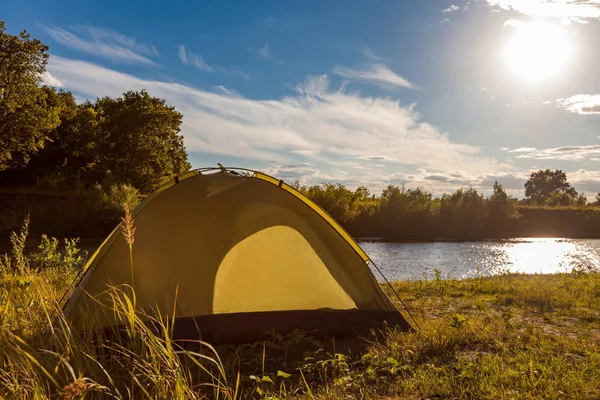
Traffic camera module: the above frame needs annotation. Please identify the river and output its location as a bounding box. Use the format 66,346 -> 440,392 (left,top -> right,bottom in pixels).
359,238 -> 600,281
4,237 -> 599,282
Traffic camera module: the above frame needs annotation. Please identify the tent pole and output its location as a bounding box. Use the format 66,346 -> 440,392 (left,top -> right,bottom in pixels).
370,260 -> 421,330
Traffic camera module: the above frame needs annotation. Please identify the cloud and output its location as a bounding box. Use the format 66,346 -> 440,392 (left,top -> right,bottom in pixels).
40,71 -> 63,87
357,155 -> 396,161
258,43 -> 274,60
363,47 -> 385,61
265,163 -> 320,182
250,43 -> 282,65
486,0 -> 600,23
332,64 -> 416,89
441,18 -> 451,23
557,94 -> 600,114
509,145 -> 600,161
568,169 -> 600,195
177,44 -> 212,71
178,45 -> 249,79
46,56 -> 503,177
479,172 -> 528,190
503,19 -> 524,28
443,4 -> 460,13
44,25 -> 158,65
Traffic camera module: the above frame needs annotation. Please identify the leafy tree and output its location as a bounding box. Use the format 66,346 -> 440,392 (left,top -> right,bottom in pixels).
440,188 -> 486,237
0,22 -> 60,170
378,185 -> 434,237
306,183 -> 354,223
487,181 -> 518,221
524,169 -> 578,205
353,186 -> 370,202
91,90 -> 190,193
575,193 -> 587,207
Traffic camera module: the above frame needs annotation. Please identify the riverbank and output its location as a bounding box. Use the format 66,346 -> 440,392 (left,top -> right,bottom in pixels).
2,265 -> 599,398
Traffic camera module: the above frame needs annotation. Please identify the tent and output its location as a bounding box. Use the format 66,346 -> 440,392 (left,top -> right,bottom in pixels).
63,167 -> 411,341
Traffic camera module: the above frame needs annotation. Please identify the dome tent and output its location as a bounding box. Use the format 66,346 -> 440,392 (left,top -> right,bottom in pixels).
63,167 -> 411,341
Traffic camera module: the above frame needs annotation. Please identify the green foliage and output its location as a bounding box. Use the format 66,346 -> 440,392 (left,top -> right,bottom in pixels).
29,235 -> 84,272
0,217 -> 85,275
487,181 -> 519,221
91,182 -> 141,224
306,183 -> 356,224
379,185 -> 436,238
440,187 -> 487,237
524,169 -> 581,206
92,90 -> 191,193
0,21 -> 190,193
0,22 -> 62,170
2,90 -> 191,193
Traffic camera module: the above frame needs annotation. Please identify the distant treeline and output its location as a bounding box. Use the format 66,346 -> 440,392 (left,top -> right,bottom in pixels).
297,182 -> 600,240
2,178 -> 600,240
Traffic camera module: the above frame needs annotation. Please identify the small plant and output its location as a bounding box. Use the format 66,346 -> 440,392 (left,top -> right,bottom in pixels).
3,216 -> 31,273
449,313 -> 467,329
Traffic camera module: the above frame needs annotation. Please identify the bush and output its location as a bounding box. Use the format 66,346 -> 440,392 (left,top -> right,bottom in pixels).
91,183 -> 141,224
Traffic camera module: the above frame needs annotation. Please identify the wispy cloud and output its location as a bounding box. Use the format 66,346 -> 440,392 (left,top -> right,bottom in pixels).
443,4 -> 460,13
487,0 -> 600,23
503,18 -> 524,28
332,64 -> 416,89
363,47 -> 386,61
258,43 -> 272,59
44,25 -> 159,65
509,145 -> 600,161
177,44 -> 212,71
250,43 -> 282,65
47,56 -> 501,176
40,71 -> 63,87
558,94 -> 600,114
357,155 -> 396,161
265,163 -> 320,182
178,44 -> 249,79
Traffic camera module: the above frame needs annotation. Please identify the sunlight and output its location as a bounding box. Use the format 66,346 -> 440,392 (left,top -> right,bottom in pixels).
504,21 -> 571,82
501,238 -> 577,274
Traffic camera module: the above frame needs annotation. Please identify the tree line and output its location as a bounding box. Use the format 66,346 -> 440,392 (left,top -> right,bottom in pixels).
298,170 -> 599,239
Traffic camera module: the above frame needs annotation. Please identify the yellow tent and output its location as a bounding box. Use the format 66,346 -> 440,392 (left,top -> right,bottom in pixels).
63,168 -> 410,341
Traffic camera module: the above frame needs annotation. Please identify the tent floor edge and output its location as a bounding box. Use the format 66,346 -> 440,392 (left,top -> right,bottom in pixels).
101,309 -> 412,344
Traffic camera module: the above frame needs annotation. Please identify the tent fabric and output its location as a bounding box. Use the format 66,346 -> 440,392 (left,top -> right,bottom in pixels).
63,169 -> 410,339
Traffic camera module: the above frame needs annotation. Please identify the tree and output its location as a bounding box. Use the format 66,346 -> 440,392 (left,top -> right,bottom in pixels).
440,188 -> 486,237
487,181 -> 518,221
353,186 -> 370,202
0,21 -> 60,170
92,90 -> 191,193
524,169 -> 578,205
306,183 -> 354,223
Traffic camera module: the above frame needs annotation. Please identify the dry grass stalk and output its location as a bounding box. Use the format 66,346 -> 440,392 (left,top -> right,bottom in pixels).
120,203 -> 136,246
120,203 -> 136,288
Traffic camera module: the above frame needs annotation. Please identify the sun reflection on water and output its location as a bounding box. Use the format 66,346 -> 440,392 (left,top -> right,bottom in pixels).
360,238 -> 600,281
492,238 -> 582,275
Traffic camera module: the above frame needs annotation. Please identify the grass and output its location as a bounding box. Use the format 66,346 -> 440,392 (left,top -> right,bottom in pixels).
1,223 -> 599,398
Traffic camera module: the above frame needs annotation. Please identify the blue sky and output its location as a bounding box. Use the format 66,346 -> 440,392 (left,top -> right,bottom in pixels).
4,0 -> 600,197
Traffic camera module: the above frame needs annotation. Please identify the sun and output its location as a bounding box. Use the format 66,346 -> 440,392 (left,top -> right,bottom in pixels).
504,21 -> 571,82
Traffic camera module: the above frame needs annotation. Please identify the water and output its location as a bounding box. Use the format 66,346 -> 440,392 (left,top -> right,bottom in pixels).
359,238 -> 600,281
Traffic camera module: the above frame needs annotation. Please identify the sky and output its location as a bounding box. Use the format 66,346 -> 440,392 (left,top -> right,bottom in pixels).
4,0 -> 600,198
